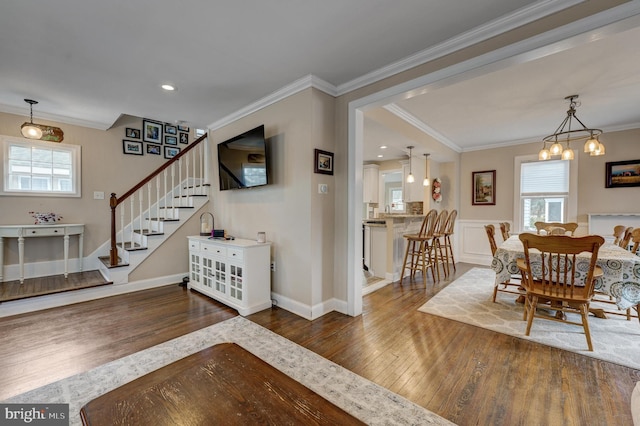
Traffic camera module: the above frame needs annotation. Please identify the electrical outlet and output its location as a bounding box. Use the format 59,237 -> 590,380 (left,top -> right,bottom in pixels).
270,261 -> 276,272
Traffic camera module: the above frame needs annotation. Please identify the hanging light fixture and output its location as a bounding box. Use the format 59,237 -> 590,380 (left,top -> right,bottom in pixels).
21,99 -> 43,139
538,95 -> 603,161
423,153 -> 430,186
406,146 -> 415,183
20,99 -> 64,142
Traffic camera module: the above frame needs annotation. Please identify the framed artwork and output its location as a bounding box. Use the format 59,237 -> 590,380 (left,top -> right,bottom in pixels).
177,125 -> 189,132
146,144 -> 161,155
125,127 -> 140,139
164,124 -> 177,135
123,140 -> 143,155
605,159 -> 640,188
165,135 -> 178,146
179,132 -> 189,144
164,146 -> 180,159
143,120 -> 162,144
472,170 -> 496,205
314,149 -> 334,175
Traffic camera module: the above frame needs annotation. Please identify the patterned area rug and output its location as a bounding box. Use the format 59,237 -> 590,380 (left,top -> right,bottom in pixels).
3,316 -> 452,426
418,267 -> 640,370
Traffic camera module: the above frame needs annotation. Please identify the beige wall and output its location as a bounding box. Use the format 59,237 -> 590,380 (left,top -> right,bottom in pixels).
210,88 -> 335,311
459,128 -> 640,224
0,112 -> 195,278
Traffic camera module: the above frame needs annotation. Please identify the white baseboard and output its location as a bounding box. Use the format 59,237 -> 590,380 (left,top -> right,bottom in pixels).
270,292 -> 348,320
0,272 -> 187,318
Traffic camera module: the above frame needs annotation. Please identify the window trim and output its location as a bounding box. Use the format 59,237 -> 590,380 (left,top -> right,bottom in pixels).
513,154 -> 578,233
1,135 -> 82,198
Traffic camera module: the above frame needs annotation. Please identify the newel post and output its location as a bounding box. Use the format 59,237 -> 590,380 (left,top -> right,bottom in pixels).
109,193 -> 118,266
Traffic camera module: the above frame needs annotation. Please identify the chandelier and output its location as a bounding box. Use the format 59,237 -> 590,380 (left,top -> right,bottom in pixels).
538,95 -> 604,161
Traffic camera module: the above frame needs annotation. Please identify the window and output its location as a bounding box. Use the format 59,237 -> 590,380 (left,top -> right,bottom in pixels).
514,157 -> 577,232
1,136 -> 81,197
389,188 -> 404,212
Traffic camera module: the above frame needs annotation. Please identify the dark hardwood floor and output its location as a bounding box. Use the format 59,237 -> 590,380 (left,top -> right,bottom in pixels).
0,270 -> 111,302
1,263 -> 638,425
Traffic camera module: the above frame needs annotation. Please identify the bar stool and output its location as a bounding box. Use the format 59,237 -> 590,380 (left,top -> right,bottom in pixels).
400,209 -> 437,284
432,209 -> 449,279
440,210 -> 457,274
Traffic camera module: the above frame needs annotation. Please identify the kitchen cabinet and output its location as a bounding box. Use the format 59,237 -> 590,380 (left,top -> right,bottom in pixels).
363,164 -> 380,203
188,236 -> 271,316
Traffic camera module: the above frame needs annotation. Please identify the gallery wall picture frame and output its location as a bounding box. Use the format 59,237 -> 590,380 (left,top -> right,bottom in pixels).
472,170 -> 496,205
179,132 -> 189,144
177,125 -> 189,132
165,135 -> 178,146
605,159 -> 640,188
146,144 -> 161,155
164,124 -> 177,135
143,119 -> 163,144
164,146 -> 180,159
123,140 -> 143,155
314,149 -> 334,175
125,128 -> 140,139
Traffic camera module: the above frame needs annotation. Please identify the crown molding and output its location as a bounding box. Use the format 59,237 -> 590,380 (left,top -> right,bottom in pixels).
0,103 -> 112,130
209,75 -> 336,131
336,0 -> 585,95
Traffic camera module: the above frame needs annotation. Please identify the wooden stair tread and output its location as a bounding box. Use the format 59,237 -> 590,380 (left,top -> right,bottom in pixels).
0,270 -> 112,302
99,256 -> 129,268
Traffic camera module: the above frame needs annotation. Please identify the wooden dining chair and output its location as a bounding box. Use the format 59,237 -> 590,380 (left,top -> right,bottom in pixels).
499,222 -> 511,241
485,225 -> 521,302
613,225 -> 627,245
517,233 -> 604,351
534,222 -> 578,235
400,209 -> 437,284
619,227 -> 634,250
631,228 -> 640,255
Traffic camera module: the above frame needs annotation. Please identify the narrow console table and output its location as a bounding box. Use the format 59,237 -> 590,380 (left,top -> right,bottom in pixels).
0,224 -> 84,283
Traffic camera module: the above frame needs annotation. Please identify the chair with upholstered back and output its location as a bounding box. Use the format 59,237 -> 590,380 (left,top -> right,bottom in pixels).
517,233 -> 604,351
613,225 -> 627,246
400,209 -> 437,284
534,221 -> 578,235
499,222 -> 511,241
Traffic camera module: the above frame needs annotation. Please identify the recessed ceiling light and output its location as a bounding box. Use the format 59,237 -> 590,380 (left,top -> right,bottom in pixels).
377,155 -> 384,158
161,84 -> 175,91
379,145 -> 387,149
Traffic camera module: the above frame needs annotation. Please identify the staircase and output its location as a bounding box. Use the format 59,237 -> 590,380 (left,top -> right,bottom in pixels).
95,134 -> 210,285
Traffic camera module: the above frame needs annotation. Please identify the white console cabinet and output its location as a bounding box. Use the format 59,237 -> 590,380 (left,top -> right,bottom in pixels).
188,236 -> 271,316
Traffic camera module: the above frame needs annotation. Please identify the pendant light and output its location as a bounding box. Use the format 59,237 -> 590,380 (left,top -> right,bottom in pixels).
538,95 -> 603,161
423,153 -> 430,186
406,146 -> 415,183
21,99 -> 43,139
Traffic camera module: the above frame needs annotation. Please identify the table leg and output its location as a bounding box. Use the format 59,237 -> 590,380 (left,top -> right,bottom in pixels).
18,236 -> 24,284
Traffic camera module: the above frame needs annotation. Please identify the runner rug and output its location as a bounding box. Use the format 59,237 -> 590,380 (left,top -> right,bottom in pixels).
418,267 -> 640,370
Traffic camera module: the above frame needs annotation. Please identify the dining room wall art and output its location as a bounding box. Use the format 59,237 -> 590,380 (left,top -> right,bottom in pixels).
472,170 -> 496,205
605,159 -> 640,188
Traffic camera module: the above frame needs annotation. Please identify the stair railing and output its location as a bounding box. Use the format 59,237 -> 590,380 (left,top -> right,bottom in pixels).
109,133 -> 209,266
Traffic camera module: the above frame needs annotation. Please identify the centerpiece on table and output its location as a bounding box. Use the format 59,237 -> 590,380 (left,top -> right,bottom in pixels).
29,211 -> 63,225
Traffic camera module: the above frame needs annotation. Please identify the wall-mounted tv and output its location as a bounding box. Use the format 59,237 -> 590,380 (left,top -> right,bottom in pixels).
217,125 -> 269,190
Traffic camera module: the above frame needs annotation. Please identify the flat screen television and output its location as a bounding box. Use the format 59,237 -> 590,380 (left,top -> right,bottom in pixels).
217,125 -> 269,190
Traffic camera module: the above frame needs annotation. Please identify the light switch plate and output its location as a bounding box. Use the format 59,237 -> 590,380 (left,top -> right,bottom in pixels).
93,191 -> 105,200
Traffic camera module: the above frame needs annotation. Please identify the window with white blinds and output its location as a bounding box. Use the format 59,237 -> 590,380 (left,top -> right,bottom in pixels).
520,159 -> 569,232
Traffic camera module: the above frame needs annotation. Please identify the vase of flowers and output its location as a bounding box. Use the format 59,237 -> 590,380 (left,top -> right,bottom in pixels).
29,211 -> 63,225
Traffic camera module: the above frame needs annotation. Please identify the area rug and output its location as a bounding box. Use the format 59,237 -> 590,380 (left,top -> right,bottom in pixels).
3,316 -> 452,426
418,267 -> 640,370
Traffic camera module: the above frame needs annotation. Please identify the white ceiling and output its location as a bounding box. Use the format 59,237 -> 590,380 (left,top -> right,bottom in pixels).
1,1 -> 639,162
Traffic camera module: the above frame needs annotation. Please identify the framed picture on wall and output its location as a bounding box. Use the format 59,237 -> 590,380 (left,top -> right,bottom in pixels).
123,140 -> 143,155
165,135 -> 178,146
164,146 -> 180,159
472,170 -> 496,205
164,124 -> 177,135
125,128 -> 140,139
146,144 -> 161,155
143,120 -> 162,144
605,159 -> 640,188
314,149 -> 334,175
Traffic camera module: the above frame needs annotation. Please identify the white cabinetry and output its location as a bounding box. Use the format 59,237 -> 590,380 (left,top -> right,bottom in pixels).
188,236 -> 271,316
363,164 -> 380,203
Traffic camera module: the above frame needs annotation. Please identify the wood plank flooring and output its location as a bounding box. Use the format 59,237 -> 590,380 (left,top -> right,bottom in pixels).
0,263 -> 638,425
0,270 -> 111,302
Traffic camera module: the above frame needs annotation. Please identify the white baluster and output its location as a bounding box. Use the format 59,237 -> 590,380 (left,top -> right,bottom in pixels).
130,195 -> 135,249
147,183 -> 151,235
171,163 -> 176,211
163,169 -> 168,220
186,153 -> 191,198
178,157 -> 183,204
199,143 -> 204,195
156,175 -> 160,225
119,205 -> 125,250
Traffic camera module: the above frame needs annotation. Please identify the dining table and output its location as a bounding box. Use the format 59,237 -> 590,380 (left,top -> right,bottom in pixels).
491,235 -> 640,312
